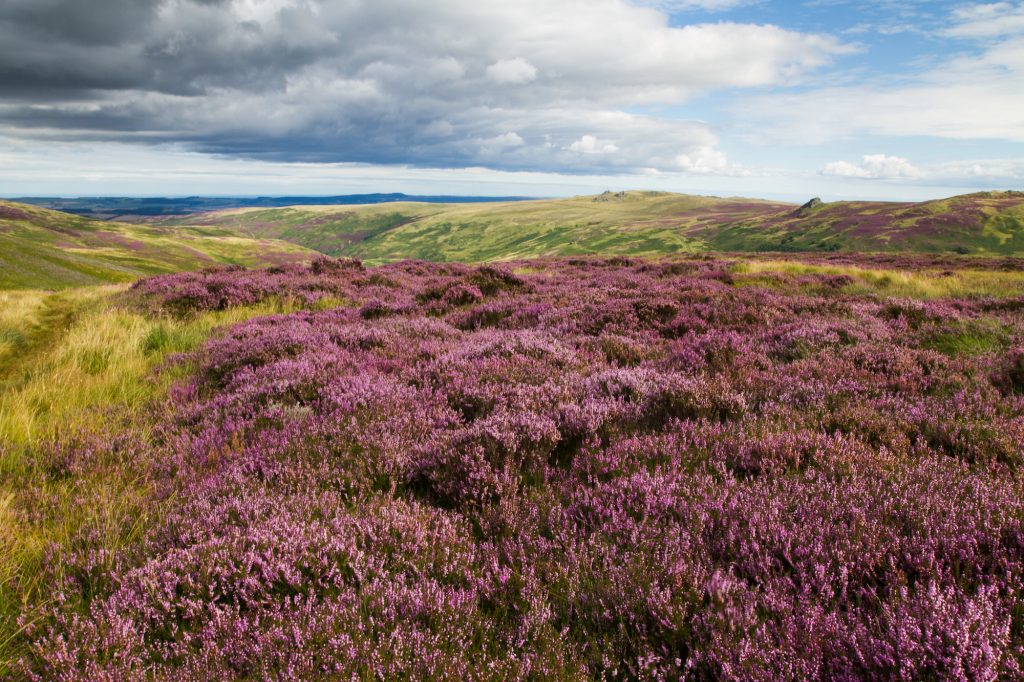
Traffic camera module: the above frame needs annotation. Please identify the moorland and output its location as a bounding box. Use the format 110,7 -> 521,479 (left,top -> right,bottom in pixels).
151,189 -> 1024,262
1,191 -> 1024,678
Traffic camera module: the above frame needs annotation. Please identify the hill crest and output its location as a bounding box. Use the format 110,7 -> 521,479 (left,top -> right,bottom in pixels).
0,200 -> 313,290
152,190 -> 1024,262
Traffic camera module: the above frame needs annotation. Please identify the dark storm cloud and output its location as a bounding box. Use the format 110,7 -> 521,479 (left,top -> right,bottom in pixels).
0,0 -> 163,46
0,0 -> 331,96
0,0 -> 847,172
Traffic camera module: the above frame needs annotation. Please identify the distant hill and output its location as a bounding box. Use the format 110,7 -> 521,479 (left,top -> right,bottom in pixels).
160,192 -> 791,261
11,194 -> 534,221
699,191 -> 1024,254
154,190 -> 1024,262
0,201 -> 314,289
9,191 -> 1023,283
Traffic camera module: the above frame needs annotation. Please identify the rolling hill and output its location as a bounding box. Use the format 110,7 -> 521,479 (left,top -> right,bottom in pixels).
6,190 -> 1023,288
699,191 -> 1024,254
155,190 -> 1024,262
0,201 -> 314,289
14,193 -> 532,221
159,191 -> 791,261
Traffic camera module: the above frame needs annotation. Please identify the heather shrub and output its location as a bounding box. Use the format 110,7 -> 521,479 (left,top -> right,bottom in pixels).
17,255 -> 1024,680
596,332 -> 662,366
309,255 -> 364,274
468,265 -> 526,295
993,345 -> 1024,395
441,283 -> 484,306
644,374 -> 747,425
453,301 -> 520,329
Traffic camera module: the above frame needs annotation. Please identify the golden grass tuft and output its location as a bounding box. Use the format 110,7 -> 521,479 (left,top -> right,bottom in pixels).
732,260 -> 1024,299
0,287 -> 316,672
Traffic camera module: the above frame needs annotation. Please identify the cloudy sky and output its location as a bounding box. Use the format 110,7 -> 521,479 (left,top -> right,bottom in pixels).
1,0 -> 1022,200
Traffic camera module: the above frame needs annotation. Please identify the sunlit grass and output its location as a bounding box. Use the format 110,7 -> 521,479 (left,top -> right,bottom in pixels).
924,325 -> 1009,357
0,199 -> 315,291
0,292 -> 311,448
0,291 -> 49,371
0,287 -> 320,673
732,260 -> 1024,299
0,291 -> 47,330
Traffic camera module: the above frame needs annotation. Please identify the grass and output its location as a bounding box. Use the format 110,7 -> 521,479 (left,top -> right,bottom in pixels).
159,193 -> 789,262
731,260 -> 1024,299
157,190 -> 1024,262
923,324 -> 1008,357
704,191 -> 1024,255
164,205 -> 441,256
0,200 -> 315,290
0,292 -> 50,373
0,286 -> 333,672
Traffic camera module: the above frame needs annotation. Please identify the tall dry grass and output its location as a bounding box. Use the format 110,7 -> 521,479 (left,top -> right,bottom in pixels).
0,287 -> 313,672
732,260 -> 1024,299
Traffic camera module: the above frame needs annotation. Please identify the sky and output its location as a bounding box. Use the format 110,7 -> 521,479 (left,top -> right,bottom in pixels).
0,0 -> 1023,201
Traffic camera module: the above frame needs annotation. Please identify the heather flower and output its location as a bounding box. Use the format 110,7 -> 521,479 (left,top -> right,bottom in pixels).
21,255 -> 1024,679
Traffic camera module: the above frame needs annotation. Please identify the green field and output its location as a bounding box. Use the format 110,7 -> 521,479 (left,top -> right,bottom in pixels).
155,190 -> 1024,262
0,201 -> 315,290
17,190 -> 1024,277
0,286 -> 324,670
157,192 -> 790,262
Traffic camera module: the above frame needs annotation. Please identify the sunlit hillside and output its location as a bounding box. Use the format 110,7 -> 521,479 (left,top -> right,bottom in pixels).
158,191 -> 1024,262
0,201 -> 315,290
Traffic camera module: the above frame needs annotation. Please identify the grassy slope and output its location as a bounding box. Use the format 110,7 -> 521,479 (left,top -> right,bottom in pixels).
702,191 -> 1024,254
0,201 -> 315,290
160,190 -> 1024,262
0,286 -> 339,671
159,203 -> 447,255
342,192 -> 790,262
162,192 -> 791,262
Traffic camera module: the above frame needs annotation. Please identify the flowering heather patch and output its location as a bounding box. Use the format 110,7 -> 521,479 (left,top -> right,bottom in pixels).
19,256 -> 1024,679
128,258 -> 366,313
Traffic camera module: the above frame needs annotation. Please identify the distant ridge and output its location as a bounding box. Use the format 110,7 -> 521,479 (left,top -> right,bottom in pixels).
151,189 -> 1024,261
9,194 -> 536,221
7,189 -> 1024,282
0,200 -> 313,289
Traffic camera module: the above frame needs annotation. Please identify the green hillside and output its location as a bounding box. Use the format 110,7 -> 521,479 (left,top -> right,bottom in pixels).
157,203 -> 446,255
0,201 -> 314,290
700,191 -> 1024,254
163,192 -> 791,262
159,190 -> 1024,263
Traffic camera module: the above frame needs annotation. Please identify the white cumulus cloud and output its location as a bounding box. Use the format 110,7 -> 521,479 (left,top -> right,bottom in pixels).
822,154 -> 922,179
484,131 -> 526,148
676,146 -> 731,173
945,2 -> 1024,38
822,154 -> 1024,183
0,0 -> 849,173
567,135 -> 620,154
485,58 -> 538,84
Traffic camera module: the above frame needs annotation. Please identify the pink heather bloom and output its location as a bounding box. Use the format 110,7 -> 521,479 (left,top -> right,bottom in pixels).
20,255 -> 1024,680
